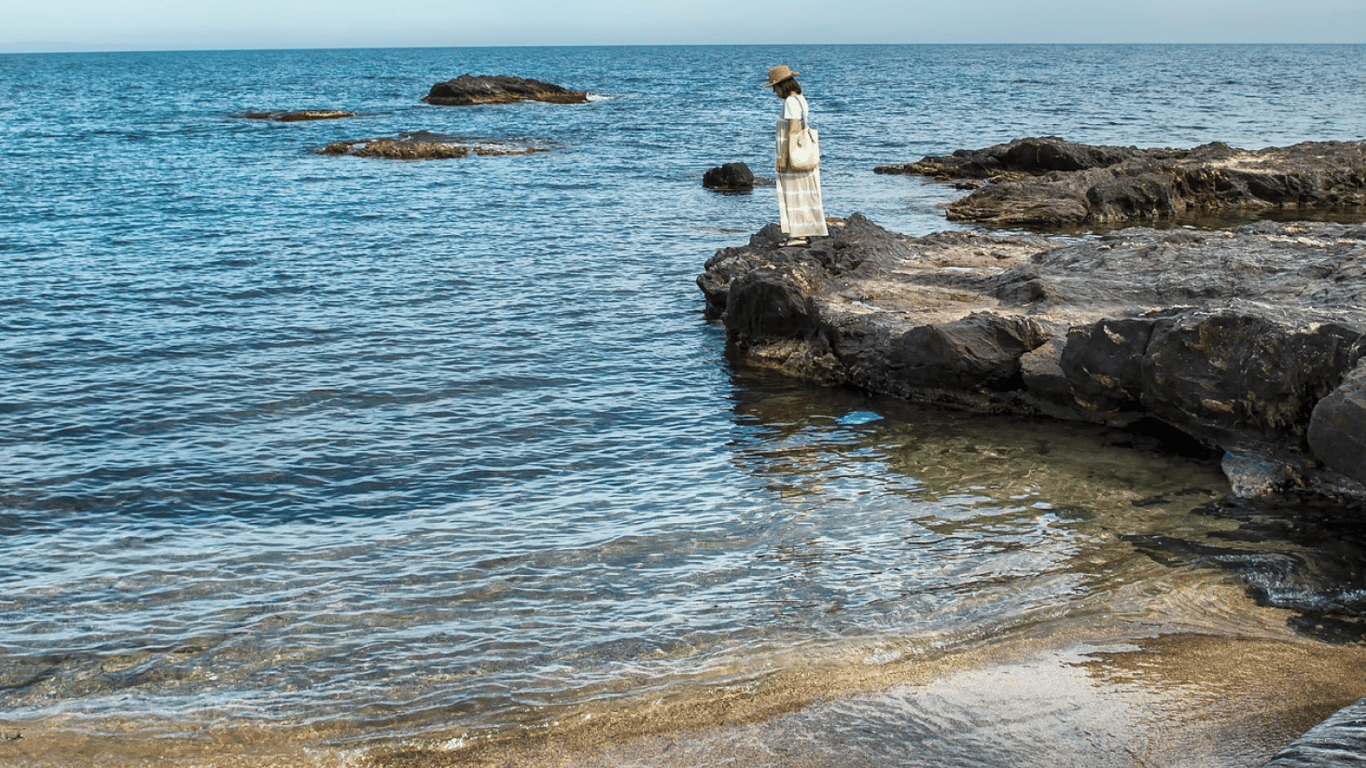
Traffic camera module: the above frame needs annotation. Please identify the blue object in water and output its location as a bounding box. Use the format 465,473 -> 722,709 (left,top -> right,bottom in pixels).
838,411 -> 882,425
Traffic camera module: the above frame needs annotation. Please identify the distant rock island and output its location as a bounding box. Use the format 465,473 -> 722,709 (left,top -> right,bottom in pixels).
699,214 -> 1366,500
876,136 -> 1366,229
422,75 -> 589,106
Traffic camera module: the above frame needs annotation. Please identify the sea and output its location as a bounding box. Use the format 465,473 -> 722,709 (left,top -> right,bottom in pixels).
3,44 -> 1366,768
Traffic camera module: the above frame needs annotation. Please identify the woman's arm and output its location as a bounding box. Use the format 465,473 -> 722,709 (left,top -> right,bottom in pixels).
777,117 -> 801,172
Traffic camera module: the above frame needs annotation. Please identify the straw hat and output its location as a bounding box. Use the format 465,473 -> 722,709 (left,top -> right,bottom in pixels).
763,64 -> 799,88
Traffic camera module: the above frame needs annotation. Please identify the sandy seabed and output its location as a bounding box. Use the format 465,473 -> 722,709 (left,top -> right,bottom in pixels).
10,582 -> 1365,768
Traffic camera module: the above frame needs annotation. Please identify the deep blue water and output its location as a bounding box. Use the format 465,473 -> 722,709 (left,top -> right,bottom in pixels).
3,44 -> 1366,766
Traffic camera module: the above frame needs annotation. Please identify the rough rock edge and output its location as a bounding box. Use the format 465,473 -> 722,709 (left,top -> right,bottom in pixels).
698,213 -> 1366,500
875,136 -> 1366,229
422,74 -> 589,106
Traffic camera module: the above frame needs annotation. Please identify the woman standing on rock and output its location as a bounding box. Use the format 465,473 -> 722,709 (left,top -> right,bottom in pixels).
765,64 -> 828,247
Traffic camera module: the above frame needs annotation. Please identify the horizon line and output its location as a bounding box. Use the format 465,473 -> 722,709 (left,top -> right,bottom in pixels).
3,40 -> 1361,55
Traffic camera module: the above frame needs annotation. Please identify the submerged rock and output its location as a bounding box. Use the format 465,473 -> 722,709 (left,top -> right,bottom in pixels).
876,136 -> 1366,229
242,109 -> 355,122
319,131 -> 548,160
698,214 -> 1366,498
422,74 -> 588,106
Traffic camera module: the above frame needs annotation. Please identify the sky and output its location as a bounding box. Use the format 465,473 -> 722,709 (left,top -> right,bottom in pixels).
2,0 -> 1363,53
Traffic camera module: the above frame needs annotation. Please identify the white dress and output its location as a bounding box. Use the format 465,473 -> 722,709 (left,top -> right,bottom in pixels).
776,93 -> 828,238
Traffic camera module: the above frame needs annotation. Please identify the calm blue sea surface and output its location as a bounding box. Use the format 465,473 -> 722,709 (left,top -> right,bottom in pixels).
3,45 -> 1366,766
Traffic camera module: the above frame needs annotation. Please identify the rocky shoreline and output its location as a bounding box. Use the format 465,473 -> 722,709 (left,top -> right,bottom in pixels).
698,214 -> 1366,500
699,196 -> 1366,763
875,136 -> 1366,229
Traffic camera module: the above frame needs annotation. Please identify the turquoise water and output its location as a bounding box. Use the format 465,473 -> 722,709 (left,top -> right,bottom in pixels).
3,44 -> 1366,766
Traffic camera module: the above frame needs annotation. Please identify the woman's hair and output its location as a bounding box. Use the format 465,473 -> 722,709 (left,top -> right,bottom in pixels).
773,78 -> 802,98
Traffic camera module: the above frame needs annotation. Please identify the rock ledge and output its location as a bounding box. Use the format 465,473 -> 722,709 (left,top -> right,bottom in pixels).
875,136 -> 1366,229
699,214 -> 1366,499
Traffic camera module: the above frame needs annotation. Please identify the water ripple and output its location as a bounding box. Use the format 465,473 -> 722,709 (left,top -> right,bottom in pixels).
3,45 -> 1366,762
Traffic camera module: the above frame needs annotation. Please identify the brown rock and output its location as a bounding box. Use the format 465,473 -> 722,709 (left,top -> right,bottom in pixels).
422,74 -> 588,106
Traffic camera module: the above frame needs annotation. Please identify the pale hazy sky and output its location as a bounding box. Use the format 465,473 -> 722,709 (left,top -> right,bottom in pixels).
3,0 -> 1363,53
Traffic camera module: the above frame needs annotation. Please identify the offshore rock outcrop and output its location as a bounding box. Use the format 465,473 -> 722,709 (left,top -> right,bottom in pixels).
319,131 -> 548,160
422,74 -> 588,106
874,137 -> 1366,229
242,109 -> 355,122
698,214 -> 1366,499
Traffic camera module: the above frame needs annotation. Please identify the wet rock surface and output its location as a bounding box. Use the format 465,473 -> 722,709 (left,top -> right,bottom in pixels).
242,109 -> 355,122
319,131 -> 548,160
875,136 -> 1366,229
698,214 -> 1366,499
422,74 -> 588,106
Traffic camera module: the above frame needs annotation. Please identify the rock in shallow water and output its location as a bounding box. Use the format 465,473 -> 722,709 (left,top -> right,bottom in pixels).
319,132 -> 548,160
698,214 -> 1366,500
242,109 -> 355,122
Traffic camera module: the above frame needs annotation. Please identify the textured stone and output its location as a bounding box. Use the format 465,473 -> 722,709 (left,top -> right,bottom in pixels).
422,74 -> 588,106
1309,362 -> 1366,488
698,214 -> 1366,499
876,136 -> 1366,229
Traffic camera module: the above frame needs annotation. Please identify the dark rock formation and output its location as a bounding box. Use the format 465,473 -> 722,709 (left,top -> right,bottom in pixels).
242,110 -> 355,122
422,74 -> 588,106
1310,362 -> 1366,488
703,162 -> 755,192
878,136 -> 1136,179
1265,696 -> 1366,767
875,136 -> 1366,229
698,214 -> 1366,498
319,131 -> 547,160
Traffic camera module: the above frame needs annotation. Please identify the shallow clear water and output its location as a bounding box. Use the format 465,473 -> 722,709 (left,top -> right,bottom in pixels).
3,44 -> 1366,767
